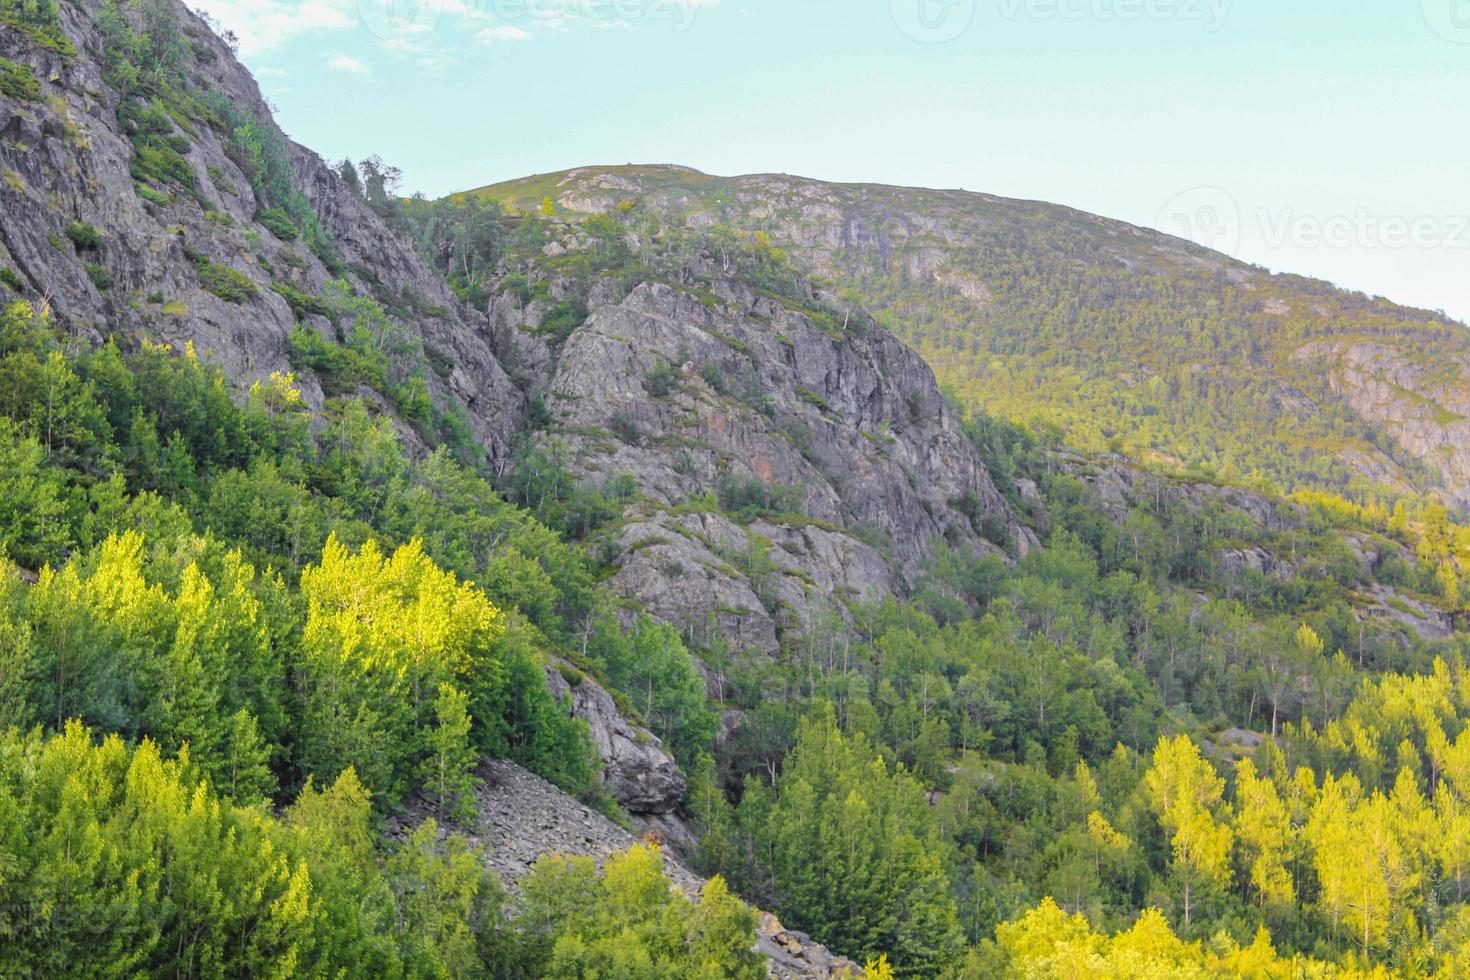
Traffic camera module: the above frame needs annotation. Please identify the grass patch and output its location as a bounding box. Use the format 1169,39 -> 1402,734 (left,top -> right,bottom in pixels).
65,221 -> 101,250
0,12 -> 75,57
796,387 -> 834,414
0,267 -> 24,292
83,262 -> 112,291
196,259 -> 258,303
256,206 -> 298,241
271,281 -> 331,320
0,56 -> 40,101
134,182 -> 172,205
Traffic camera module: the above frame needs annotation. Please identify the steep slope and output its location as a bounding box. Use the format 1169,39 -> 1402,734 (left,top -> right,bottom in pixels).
398,759 -> 865,980
483,250 -> 1030,653
469,165 -> 1470,509
0,0 -> 524,463
1,8 -> 1024,664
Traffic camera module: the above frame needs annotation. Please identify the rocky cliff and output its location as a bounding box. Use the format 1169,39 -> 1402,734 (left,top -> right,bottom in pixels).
472,165 -> 1470,512
0,0 -> 525,462
0,0 -> 1031,840
485,262 -> 1029,653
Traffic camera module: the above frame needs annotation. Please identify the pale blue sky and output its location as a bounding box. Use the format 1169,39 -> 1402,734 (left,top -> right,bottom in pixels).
198,0 -> 1470,322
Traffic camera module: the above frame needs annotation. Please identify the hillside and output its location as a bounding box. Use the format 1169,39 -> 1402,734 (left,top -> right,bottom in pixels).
5,2 -> 1470,977
468,165 -> 1470,510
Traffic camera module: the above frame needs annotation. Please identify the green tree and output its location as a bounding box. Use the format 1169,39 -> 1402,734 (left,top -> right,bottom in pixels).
737,704 -> 965,975
1144,735 -> 1233,929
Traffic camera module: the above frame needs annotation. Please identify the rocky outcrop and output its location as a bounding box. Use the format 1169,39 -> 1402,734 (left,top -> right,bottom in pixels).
521,273 -> 1021,650
1362,585 -> 1454,643
398,759 -> 863,979
1298,341 -> 1470,511
477,165 -> 1470,513
4,7 -> 1032,664
1052,457 -> 1458,643
544,664 -> 685,815
0,0 -> 524,463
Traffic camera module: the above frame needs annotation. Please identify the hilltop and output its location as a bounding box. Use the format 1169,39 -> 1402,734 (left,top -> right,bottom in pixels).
468,164 -> 1470,510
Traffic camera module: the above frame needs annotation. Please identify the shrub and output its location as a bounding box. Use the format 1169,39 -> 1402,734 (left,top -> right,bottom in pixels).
197,259 -> 258,303
0,56 -> 40,100
206,164 -> 237,196
643,360 -> 677,398
131,140 -> 196,191
0,267 -> 23,292
0,4 -> 74,57
270,281 -> 331,320
796,386 -> 833,414
700,361 -> 730,395
83,262 -> 112,290
609,412 -> 642,445
717,475 -> 805,523
134,182 -> 172,205
256,206 -> 298,241
65,220 -> 101,250
287,325 -> 385,396
535,300 -> 586,345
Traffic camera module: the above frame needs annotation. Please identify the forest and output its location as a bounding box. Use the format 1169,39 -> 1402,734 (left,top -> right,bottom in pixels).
3,0 -> 1470,977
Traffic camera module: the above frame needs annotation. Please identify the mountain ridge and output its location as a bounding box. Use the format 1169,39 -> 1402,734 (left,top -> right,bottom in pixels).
462,163 -> 1470,511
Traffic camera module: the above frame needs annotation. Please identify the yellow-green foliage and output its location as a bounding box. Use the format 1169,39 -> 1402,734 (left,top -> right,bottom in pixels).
0,55 -> 40,100
295,536 -> 503,811
197,258 -> 259,303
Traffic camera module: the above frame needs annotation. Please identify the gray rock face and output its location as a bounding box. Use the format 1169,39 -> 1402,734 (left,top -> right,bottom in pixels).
528,274 -> 1019,650
1305,341 -> 1470,511
398,758 -> 863,979
545,663 -> 686,814
494,165 -> 1470,514
1,0 -> 1027,824
3,6 -> 1028,666
0,0 -> 524,463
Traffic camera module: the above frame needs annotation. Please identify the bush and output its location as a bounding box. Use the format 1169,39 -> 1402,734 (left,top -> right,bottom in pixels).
197,259 -> 258,303
609,412 -> 642,445
271,281 -> 331,320
0,267 -> 23,292
717,475 -> 804,522
700,361 -> 730,395
206,164 -> 237,196
643,360 -> 677,398
65,220 -> 101,250
134,182 -> 172,205
256,206 -> 298,241
288,325 -> 385,395
0,56 -> 40,100
131,140 -> 196,191
535,300 -> 586,346
83,262 -> 112,290
0,3 -> 74,57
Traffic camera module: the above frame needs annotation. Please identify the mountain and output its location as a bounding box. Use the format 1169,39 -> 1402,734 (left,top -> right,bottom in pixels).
0,0 -> 525,462
468,165 -> 1470,510
5,2 -> 1470,976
